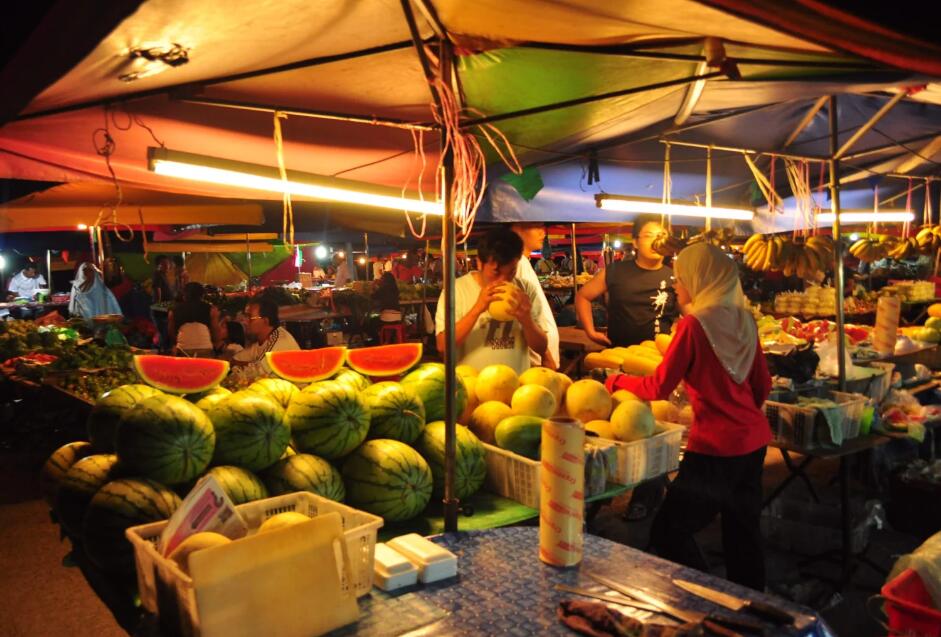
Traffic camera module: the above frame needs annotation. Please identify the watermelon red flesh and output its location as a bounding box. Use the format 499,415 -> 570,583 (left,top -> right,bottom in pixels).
346,343 -> 423,376
83,478 -> 181,573
207,392 -> 290,472
266,348 -> 346,383
115,395 -> 216,485
342,439 -> 433,522
262,453 -> 345,502
286,381 -> 370,460
134,355 -> 229,394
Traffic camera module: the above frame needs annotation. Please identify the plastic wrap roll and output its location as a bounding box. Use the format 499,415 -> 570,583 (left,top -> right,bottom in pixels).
539,416 -> 585,567
874,295 -> 901,355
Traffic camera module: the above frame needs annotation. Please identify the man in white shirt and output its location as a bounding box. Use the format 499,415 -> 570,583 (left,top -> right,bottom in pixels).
435,227 -> 548,374
233,297 -> 300,379
334,255 -> 353,288
372,257 -> 385,281
511,222 -> 560,369
7,265 -> 46,300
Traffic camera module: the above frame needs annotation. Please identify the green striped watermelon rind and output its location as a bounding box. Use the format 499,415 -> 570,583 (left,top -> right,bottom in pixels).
55,453 -> 122,537
40,441 -> 95,507
346,343 -> 423,376
400,363 -> 467,423
342,439 -> 433,522
133,355 -> 229,394
286,381 -> 370,460
207,392 -> 290,472
248,378 -> 299,409
262,453 -> 345,502
417,421 -> 487,499
206,466 -> 269,505
362,381 -> 426,444
83,478 -> 182,573
332,369 -> 372,392
87,384 -> 164,452
266,347 -> 346,383
115,395 -> 216,486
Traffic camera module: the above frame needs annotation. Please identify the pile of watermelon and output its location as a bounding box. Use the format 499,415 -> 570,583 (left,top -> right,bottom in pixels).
42,344 -> 489,573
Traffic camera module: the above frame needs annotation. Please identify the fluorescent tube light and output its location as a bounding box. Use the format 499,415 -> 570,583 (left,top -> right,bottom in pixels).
815,211 -> 914,223
148,148 -> 443,216
595,195 -> 754,221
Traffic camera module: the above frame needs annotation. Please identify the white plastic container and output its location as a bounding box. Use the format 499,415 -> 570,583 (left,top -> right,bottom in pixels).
386,533 -> 457,583
373,542 -> 419,591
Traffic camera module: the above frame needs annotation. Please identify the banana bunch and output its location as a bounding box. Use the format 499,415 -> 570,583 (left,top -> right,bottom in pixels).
742,234 -> 777,271
651,229 -> 688,257
688,228 -> 735,248
916,225 -> 941,255
849,236 -> 891,262
805,234 -> 835,268
887,236 -> 919,261
783,240 -> 830,279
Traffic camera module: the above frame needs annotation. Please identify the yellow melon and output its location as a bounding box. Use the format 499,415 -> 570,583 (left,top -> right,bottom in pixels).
621,354 -> 659,376
519,366 -> 564,403
610,400 -> 656,442
488,282 -> 523,322
565,379 -> 613,422
459,375 -> 479,424
677,405 -> 694,425
258,511 -> 310,534
510,384 -> 557,418
929,303 -> 941,319
456,364 -> 478,380
476,364 -> 520,404
612,389 -> 642,407
168,532 -> 231,574
585,419 -> 616,439
469,400 -> 514,444
655,333 -> 673,355
650,400 -> 679,422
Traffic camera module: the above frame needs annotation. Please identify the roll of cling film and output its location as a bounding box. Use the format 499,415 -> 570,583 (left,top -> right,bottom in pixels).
539,417 -> 585,567
874,295 -> 901,355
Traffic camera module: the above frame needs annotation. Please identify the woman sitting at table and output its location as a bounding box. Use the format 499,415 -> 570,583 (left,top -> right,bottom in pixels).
604,242 -> 772,591
364,272 -> 402,342
68,262 -> 123,322
168,283 -> 223,355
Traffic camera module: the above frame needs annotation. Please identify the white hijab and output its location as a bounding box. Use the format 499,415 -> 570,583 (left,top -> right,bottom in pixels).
674,243 -> 757,384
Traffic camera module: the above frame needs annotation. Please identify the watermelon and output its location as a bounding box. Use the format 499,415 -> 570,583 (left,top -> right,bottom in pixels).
134,355 -> 230,394
416,421 -> 486,499
332,369 -> 371,392
248,378 -> 299,409
346,343 -> 423,376
400,363 -> 467,422
55,454 -> 122,537
87,384 -> 164,452
115,395 -> 216,485
263,453 -> 345,502
266,347 -> 346,383
287,381 -> 370,459
207,392 -> 289,471
342,439 -> 433,521
188,386 -> 232,412
40,441 -> 94,507
83,478 -> 181,573
362,382 -> 426,444
206,466 -> 269,504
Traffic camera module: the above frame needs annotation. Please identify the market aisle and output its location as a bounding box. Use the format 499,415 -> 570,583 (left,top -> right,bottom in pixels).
0,498 -> 124,637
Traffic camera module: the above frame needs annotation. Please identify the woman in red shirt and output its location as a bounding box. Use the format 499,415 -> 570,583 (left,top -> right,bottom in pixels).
605,242 -> 772,590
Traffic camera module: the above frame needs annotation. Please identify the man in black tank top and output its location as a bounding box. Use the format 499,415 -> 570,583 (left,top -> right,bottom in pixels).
575,215 -> 678,347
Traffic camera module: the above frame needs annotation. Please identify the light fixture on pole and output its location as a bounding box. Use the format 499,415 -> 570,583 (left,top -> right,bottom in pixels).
148,148 -> 444,216
815,210 -> 914,223
595,194 -> 754,221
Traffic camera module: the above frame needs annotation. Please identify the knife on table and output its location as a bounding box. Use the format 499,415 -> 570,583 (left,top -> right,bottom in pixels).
554,584 -> 661,612
587,573 -> 765,635
673,579 -> 795,625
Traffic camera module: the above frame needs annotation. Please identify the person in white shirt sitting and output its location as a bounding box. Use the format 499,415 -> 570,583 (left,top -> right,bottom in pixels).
232,297 -> 300,379
7,264 -> 46,300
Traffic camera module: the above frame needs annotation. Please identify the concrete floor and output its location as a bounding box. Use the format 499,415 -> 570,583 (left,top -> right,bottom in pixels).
0,389 -> 933,636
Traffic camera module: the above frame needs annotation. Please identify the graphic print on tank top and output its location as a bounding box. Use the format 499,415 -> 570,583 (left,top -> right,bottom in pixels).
605,260 -> 677,346
485,320 -> 515,350
650,279 -> 671,334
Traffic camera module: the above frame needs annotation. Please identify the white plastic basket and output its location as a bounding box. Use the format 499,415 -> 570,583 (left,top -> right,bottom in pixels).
126,492 -> 382,636
592,422 -> 684,487
764,390 -> 868,449
482,422 -> 684,508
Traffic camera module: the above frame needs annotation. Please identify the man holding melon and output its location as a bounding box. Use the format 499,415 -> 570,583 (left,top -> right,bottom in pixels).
435,227 -> 548,374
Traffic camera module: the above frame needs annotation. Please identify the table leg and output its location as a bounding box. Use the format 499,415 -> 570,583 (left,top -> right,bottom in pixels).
762,450 -> 817,509
839,456 -> 852,589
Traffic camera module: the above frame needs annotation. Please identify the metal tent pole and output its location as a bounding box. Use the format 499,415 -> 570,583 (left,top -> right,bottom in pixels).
364,232 -> 370,281
246,233 -> 253,291
46,250 -> 52,293
571,223 -> 578,299
828,96 -> 846,392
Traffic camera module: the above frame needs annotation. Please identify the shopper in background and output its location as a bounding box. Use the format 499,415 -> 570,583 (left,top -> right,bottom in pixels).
372,257 -> 385,281
68,262 -> 122,321
151,256 -> 177,303
6,263 -> 46,300
334,253 -> 352,288
605,242 -> 772,591
511,222 -> 560,369
393,250 -> 423,282
232,297 -> 300,379
169,282 -> 223,354
435,227 -> 548,374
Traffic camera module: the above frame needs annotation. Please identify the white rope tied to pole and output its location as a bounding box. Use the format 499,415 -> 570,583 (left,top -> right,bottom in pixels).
273,111 -> 295,248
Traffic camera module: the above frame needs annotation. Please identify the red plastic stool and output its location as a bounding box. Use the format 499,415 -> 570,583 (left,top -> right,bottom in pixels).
380,322 -> 406,344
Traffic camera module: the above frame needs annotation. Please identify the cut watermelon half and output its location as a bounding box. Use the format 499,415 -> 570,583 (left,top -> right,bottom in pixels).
133,355 -> 229,394
346,343 -> 423,376
266,347 -> 346,383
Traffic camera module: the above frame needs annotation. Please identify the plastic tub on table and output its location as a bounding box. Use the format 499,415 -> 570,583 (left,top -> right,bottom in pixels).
881,568 -> 941,637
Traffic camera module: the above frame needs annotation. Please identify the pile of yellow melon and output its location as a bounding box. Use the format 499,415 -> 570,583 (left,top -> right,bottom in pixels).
583,334 -> 672,375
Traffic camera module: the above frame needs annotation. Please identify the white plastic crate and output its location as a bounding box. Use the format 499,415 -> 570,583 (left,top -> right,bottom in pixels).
126,492 -> 382,636
482,422 -> 684,508
592,422 -> 684,487
764,390 -> 867,449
